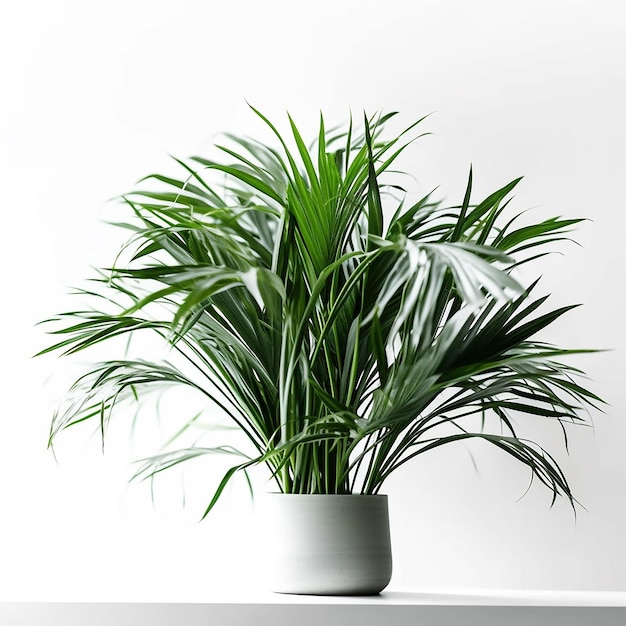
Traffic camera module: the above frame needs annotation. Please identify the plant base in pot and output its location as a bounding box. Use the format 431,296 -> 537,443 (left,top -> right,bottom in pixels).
258,494 -> 392,595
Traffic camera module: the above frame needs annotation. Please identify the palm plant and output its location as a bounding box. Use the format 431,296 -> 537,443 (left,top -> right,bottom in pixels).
39,108 -> 602,516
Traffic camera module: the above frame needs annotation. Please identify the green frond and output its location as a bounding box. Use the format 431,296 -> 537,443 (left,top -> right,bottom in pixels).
39,109 -> 603,514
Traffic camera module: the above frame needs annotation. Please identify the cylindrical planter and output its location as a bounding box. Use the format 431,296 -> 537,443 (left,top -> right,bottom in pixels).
258,493 -> 392,595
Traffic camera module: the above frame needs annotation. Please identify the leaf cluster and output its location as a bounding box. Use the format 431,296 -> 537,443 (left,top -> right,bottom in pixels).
39,108 -> 603,515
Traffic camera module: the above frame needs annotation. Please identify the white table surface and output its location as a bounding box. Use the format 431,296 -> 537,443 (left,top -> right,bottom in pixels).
2,589 -> 625,626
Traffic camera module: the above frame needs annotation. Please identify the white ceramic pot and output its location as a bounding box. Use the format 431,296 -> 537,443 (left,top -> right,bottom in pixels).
258,493 -> 392,595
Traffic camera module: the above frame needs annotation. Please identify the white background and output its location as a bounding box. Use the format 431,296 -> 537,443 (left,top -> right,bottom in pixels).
1,0 -> 625,601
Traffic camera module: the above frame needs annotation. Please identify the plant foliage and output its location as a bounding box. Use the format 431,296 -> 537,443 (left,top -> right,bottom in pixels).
39,108 -> 602,514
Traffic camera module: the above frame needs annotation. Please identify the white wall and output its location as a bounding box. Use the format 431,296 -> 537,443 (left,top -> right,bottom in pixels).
1,0 -> 624,600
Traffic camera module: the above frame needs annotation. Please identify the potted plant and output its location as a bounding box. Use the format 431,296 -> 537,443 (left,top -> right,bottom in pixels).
39,108 -> 601,595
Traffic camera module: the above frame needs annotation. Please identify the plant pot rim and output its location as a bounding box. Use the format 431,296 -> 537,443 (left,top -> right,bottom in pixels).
262,492 -> 388,498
